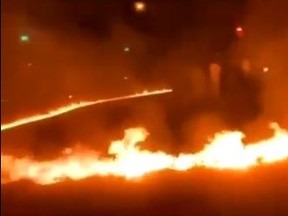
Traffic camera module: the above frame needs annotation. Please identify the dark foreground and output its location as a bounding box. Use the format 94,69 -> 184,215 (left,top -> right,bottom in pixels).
2,162 -> 288,216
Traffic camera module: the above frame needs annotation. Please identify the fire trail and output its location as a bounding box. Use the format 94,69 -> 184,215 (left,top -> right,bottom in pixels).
1,89 -> 172,131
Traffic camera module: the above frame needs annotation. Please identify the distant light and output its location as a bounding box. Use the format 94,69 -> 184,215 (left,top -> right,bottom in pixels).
134,1 -> 146,12
236,26 -> 243,32
27,62 -> 32,67
20,34 -> 30,42
68,95 -> 73,99
235,26 -> 244,37
124,76 -> 128,80
263,67 -> 269,73
123,46 -> 130,52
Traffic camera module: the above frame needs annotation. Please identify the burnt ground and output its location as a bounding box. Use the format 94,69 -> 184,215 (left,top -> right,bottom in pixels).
2,162 -> 288,216
2,94 -> 288,216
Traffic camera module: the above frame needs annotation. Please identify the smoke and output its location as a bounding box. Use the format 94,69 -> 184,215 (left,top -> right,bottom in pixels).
2,0 -> 288,158
239,1 -> 288,131
2,3 -> 288,215
148,0 -> 288,147
2,3 -> 149,122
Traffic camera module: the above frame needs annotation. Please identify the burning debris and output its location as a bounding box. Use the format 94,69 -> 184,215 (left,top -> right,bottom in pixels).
1,89 -> 172,131
1,122 -> 287,185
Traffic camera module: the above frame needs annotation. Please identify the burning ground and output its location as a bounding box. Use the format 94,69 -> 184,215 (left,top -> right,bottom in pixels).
2,1 -> 288,215
2,122 -> 288,185
1,95 -> 288,216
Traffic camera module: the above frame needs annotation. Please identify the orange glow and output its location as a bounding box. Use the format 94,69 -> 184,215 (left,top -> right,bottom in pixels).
1,123 -> 287,185
263,67 -> 269,73
235,26 -> 244,37
1,89 -> 172,131
134,1 -> 146,12
236,26 -> 243,32
209,63 -> 221,97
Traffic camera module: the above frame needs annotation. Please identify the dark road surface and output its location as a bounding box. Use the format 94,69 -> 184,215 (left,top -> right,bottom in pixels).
2,162 -> 288,216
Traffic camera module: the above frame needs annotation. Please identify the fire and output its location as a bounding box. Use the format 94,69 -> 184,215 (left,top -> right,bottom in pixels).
1,89 -> 172,131
1,123 -> 288,185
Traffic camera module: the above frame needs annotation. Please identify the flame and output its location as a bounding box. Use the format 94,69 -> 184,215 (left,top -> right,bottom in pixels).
1,89 -> 172,131
1,123 -> 288,185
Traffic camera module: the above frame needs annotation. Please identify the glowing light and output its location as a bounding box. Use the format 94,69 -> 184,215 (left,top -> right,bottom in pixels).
236,26 -> 243,32
1,89 -> 173,131
235,26 -> 244,37
1,123 -> 287,185
68,95 -> 73,99
20,34 -> 30,42
263,67 -> 269,73
123,46 -> 130,52
134,1 -> 146,12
